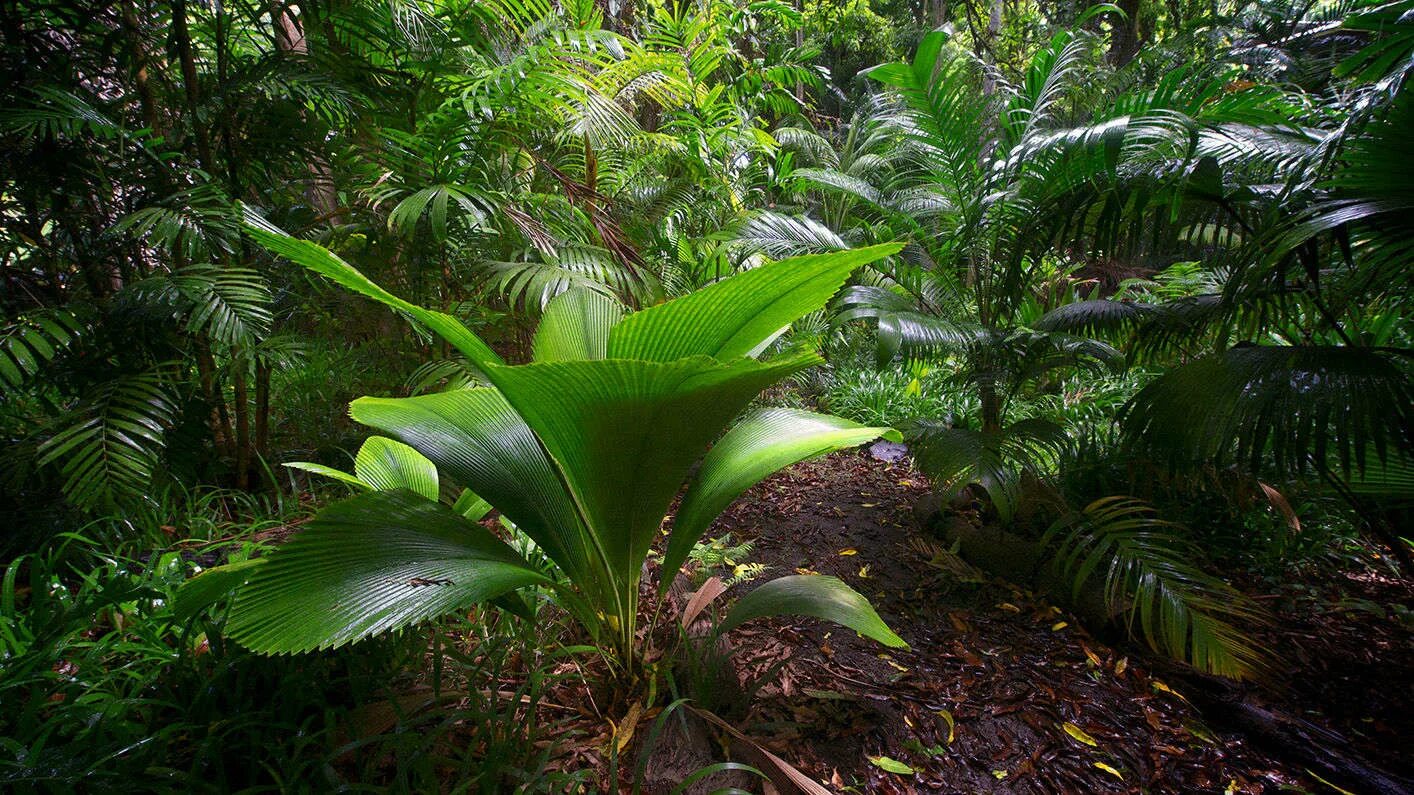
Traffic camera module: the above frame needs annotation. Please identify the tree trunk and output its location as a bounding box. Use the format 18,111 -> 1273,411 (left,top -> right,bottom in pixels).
195,340 -> 234,458
254,359 -> 270,461
171,0 -> 215,169
233,355 -> 250,490
1107,0 -> 1143,68
982,0 -> 1003,95
120,0 -> 161,134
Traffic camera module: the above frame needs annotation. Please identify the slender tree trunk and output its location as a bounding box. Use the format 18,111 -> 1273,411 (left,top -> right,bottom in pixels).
979,377 -> 1002,433
982,0 -> 1003,95
171,0 -> 214,169
255,359 -> 270,461
930,0 -> 947,27
1107,0 -> 1144,67
195,340 -> 234,457
233,354 -> 251,490
120,0 -> 161,134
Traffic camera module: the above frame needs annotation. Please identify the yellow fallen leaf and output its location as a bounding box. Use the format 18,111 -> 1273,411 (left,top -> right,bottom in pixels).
1080,647 -> 1102,668
838,548 -> 858,556
862,502 -> 879,507
1061,722 -> 1099,747
992,769 -> 1008,780
937,709 -> 956,744
1114,657 -> 1128,675
1152,680 -> 1188,702
1051,621 -> 1068,631
794,567 -> 820,576
611,701 -> 643,754
857,564 -> 872,578
1094,762 -> 1124,780
998,602 -> 1021,613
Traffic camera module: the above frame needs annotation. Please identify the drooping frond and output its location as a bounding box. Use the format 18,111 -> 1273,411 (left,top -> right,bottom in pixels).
1122,345 -> 1414,478
0,310 -> 85,394
1044,497 -> 1272,679
36,373 -> 178,509
908,418 -> 1070,522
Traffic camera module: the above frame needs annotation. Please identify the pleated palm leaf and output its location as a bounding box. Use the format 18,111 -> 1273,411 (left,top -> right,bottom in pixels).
198,215 -> 907,670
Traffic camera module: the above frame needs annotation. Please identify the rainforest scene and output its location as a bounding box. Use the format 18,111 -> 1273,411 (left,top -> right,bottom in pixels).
1,0 -> 1411,791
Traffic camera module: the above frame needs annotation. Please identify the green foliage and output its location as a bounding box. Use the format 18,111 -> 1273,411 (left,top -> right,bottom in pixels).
1122,345 -> 1413,479
210,231 -> 906,669
0,534 -> 586,792
37,373 -> 178,510
1043,497 -> 1272,679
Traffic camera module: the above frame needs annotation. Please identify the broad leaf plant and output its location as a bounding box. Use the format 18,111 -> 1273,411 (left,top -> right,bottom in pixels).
188,214 -> 907,679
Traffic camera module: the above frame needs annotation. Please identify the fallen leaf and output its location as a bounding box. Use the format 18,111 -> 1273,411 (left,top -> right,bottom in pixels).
998,602 -> 1021,613
992,769 -> 1009,780
838,548 -> 858,556
1081,644 -> 1103,667
1094,762 -> 1124,780
936,709 -> 956,744
869,756 -> 915,775
1051,621 -> 1068,631
1061,722 -> 1099,747
1114,657 -> 1128,675
612,701 -> 643,754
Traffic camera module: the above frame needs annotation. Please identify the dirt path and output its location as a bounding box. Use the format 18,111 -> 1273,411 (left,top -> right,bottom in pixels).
713,451 -> 1315,793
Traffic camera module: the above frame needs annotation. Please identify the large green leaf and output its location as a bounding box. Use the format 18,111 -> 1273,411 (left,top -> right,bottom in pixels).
531,287 -> 625,362
486,353 -> 821,590
349,390 -> 598,594
717,575 -> 907,648
284,437 -> 439,501
242,208 -> 502,371
354,436 -> 439,500
227,490 -> 549,653
662,409 -> 900,591
607,244 -> 902,362
283,461 -> 370,491
174,557 -> 268,623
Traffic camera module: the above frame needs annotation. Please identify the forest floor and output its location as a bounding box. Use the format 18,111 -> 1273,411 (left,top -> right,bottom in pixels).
673,451 -> 1414,794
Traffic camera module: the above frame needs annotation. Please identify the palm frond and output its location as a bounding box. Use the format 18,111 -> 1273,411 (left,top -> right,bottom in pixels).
0,309 -> 85,394
37,373 -> 178,509
1122,345 -> 1414,478
1044,497 -> 1271,679
908,418 -> 1069,522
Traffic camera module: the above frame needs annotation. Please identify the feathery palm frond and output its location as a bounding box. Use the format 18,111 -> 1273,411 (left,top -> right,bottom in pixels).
1122,345 -> 1414,478
0,310 -> 85,394
36,373 -> 178,510
1044,497 -> 1272,679
908,417 -> 1069,522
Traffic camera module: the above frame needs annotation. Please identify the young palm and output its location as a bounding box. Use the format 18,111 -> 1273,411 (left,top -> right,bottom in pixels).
189,215 -> 907,678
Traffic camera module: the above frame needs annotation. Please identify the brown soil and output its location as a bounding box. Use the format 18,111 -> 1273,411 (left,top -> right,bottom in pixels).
700,450 -> 1413,794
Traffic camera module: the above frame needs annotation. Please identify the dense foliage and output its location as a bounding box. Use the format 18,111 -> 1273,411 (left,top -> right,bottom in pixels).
2,0 -> 1410,790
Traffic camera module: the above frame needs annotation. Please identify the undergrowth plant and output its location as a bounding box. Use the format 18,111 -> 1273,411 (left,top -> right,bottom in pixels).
0,532 -> 585,793
190,218 -> 908,692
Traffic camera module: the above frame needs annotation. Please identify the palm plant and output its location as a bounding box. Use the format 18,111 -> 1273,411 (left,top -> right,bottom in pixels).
193,216 -> 907,678
744,26 -> 1307,676
1042,5 -> 1414,568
